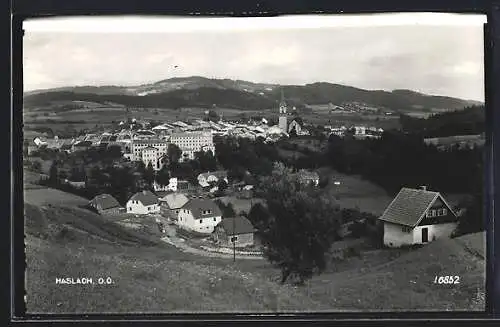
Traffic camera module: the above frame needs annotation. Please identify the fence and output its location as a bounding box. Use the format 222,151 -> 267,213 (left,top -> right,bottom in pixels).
199,245 -> 263,256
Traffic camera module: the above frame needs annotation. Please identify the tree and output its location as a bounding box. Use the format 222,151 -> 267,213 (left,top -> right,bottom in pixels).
31,160 -> 42,172
155,165 -> 171,186
167,144 -> 183,164
217,178 -> 228,193
107,145 -> 123,159
258,163 -> 341,285
207,110 -> 220,122
214,200 -> 236,218
248,202 -> 270,231
144,162 -> 155,187
195,150 -> 217,172
49,161 -> 59,185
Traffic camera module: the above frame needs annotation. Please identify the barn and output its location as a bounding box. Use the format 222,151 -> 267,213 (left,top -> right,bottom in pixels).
88,194 -> 123,215
378,186 -> 459,248
212,216 -> 255,248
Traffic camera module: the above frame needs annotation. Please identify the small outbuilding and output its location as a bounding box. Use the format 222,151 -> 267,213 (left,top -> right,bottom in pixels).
88,194 -> 123,215
212,216 -> 255,248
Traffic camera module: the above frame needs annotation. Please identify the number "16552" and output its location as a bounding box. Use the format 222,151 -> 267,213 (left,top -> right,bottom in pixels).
434,276 -> 460,284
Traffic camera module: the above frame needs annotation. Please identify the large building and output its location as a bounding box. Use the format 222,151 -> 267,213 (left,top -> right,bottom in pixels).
131,139 -> 168,170
170,131 -> 215,162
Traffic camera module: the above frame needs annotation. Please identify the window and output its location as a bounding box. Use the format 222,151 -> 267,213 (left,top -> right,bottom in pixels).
213,218 -> 216,221
442,209 -> 447,216
426,210 -> 436,218
199,219 -> 203,223
128,207 -> 131,211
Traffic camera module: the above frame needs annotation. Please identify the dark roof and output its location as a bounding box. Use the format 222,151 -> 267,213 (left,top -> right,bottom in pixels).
182,198 -> 222,219
129,190 -> 159,206
378,187 -> 456,227
218,216 -> 255,235
74,140 -> 92,146
89,194 -> 121,210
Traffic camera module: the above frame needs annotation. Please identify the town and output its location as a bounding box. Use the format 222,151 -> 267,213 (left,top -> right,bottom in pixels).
21,16 -> 486,313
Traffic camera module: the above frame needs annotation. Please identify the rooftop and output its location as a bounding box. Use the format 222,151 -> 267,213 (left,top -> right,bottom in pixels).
378,187 -> 456,227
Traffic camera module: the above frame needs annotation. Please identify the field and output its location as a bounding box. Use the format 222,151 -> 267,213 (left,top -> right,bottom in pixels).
24,187 -> 89,207
23,186 -> 485,313
317,167 -> 394,216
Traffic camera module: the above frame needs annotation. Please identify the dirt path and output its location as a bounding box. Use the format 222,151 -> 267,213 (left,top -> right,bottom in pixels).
161,235 -> 264,260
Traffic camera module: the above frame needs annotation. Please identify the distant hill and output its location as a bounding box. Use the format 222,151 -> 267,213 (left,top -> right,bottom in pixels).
24,76 -> 481,113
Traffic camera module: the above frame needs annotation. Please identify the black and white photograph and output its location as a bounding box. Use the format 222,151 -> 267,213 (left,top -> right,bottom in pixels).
22,13 -> 486,313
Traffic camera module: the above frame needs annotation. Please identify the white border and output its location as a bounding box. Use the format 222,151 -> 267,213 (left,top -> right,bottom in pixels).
23,13 -> 487,33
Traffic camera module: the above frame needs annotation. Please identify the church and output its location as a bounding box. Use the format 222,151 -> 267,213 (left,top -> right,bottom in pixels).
278,89 -> 288,133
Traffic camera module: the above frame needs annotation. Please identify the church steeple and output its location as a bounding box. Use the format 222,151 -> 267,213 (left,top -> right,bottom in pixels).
279,88 -> 287,114
278,88 -> 288,133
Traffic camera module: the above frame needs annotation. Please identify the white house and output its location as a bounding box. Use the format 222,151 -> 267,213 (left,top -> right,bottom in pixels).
126,190 -> 160,214
153,177 -> 178,192
197,171 -> 228,188
378,186 -> 458,248
177,199 -> 223,234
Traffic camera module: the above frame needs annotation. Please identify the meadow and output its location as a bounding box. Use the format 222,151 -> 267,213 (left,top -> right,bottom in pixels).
23,186 -> 485,313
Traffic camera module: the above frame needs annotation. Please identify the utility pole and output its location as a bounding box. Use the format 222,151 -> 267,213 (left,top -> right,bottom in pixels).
232,217 -> 236,263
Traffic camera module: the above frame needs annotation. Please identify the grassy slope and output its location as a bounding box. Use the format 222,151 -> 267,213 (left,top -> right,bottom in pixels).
24,187 -> 485,313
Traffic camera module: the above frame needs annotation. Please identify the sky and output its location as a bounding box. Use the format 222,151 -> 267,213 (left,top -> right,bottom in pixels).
23,14 -> 486,101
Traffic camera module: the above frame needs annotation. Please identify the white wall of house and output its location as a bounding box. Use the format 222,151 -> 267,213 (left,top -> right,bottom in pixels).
126,200 -> 160,215
383,222 -> 414,248
153,178 -> 178,192
412,223 -> 457,244
383,221 -> 458,248
177,209 -> 222,234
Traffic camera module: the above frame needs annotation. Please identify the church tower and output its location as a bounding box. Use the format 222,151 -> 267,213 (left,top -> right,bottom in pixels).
278,89 -> 288,132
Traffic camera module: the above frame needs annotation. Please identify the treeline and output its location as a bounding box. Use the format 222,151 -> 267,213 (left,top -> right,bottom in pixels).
399,105 -> 484,137
325,131 -> 484,235
325,131 -> 483,195
214,136 -> 281,181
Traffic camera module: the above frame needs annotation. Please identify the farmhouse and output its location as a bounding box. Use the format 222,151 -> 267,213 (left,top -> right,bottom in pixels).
177,198 -> 222,234
88,194 -> 123,215
197,171 -> 228,188
159,193 -> 189,221
126,190 -> 160,214
212,216 -> 255,248
378,186 -> 458,248
297,169 -> 320,186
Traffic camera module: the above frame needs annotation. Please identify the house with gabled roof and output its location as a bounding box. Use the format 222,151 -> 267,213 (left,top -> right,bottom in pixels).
88,194 -> 123,215
159,193 -> 189,220
177,198 -> 222,234
212,216 -> 256,248
378,186 -> 458,248
126,190 -> 160,214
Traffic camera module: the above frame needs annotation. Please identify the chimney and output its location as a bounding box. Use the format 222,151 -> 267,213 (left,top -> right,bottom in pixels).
420,186 -> 427,191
